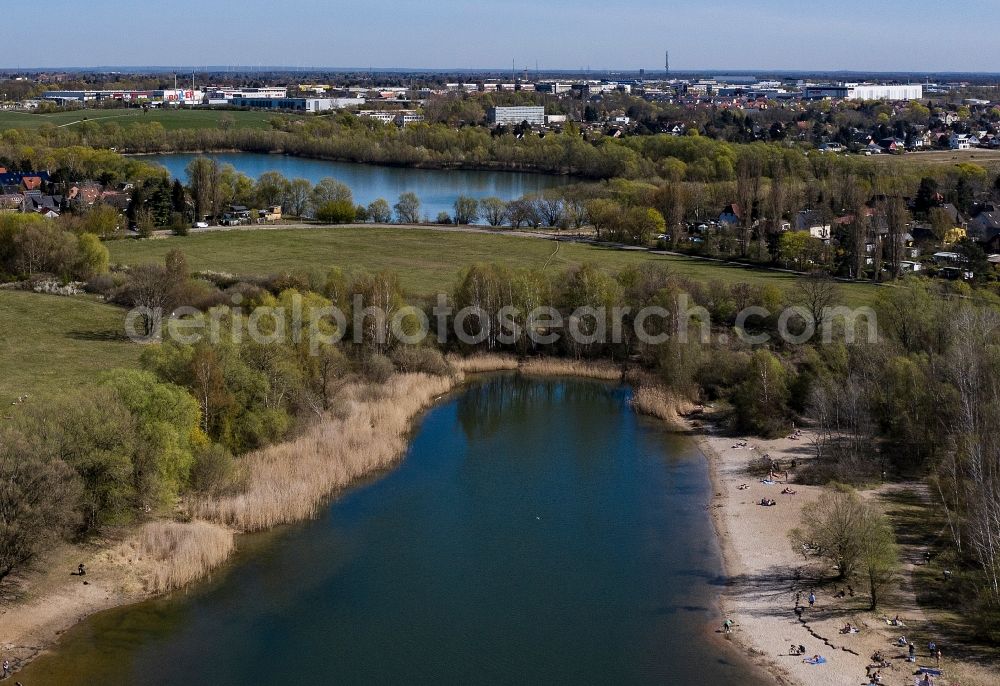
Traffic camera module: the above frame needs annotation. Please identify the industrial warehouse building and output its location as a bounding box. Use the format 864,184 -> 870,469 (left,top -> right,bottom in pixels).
803,84 -> 923,100
488,105 -> 545,126
41,89 -> 204,105
230,97 -> 365,112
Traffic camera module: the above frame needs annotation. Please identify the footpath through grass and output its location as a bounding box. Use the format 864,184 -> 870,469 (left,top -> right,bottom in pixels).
107,226 -> 877,305
0,291 -> 140,403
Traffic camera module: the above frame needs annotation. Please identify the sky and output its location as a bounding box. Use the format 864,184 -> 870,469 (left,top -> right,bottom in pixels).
2,0 -> 997,73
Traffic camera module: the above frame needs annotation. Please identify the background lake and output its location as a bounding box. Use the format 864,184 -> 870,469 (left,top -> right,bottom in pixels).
20,377 -> 767,685
143,152 -> 571,220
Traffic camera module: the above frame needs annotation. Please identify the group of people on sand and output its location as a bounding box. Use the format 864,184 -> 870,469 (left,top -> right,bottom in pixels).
840,622 -> 860,634
866,669 -> 884,685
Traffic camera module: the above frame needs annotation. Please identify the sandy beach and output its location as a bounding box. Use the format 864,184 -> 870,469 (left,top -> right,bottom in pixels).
695,415 -> 998,686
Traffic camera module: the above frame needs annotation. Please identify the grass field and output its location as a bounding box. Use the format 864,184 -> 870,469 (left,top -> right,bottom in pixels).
0,291 -> 139,403
106,226 -> 877,305
2,227 -> 876,401
0,108 -> 296,131
872,148 -> 1000,172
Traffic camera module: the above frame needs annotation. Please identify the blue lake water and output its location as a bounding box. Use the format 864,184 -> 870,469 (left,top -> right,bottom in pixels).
142,152 -> 570,219
19,377 -> 766,685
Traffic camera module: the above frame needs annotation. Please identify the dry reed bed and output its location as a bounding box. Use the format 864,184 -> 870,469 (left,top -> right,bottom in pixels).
193,373 -> 456,531
519,357 -> 623,381
629,385 -> 695,428
447,353 -> 623,381
446,353 -> 519,374
124,520 -> 235,593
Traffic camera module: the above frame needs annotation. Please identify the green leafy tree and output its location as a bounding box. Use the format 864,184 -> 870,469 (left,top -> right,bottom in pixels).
859,503 -> 899,610
253,171 -> 288,209
735,349 -> 790,436
310,178 -> 353,216
367,198 -> 392,223
76,232 -> 109,278
394,192 -> 421,224
315,200 -> 356,224
101,369 -> 203,509
453,195 -> 479,225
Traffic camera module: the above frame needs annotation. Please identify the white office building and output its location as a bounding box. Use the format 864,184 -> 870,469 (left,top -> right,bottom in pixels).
488,105 -> 545,126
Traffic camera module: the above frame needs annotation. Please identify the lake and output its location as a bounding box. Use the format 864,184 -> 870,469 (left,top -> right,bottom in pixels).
19,377 -> 766,685
142,152 -> 570,220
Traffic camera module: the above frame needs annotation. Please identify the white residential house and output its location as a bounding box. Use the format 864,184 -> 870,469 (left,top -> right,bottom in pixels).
950,133 -> 972,150
795,210 -> 832,242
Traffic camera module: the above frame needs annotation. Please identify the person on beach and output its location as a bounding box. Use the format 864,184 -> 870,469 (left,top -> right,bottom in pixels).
2,659 -> 9,677
908,643 -> 916,662
808,591 -> 816,608
723,618 -> 733,634
935,647 -> 942,666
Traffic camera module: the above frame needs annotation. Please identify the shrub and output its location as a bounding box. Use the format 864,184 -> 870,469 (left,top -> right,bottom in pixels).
225,281 -> 267,307
391,346 -> 451,376
190,443 -> 236,494
315,199 -> 356,224
171,213 -> 190,236
362,353 -> 396,383
84,273 -> 116,296
0,427 -> 83,584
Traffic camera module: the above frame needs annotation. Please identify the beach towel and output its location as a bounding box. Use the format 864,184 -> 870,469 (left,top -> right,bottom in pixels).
761,479 -> 776,485
804,656 -> 827,665
917,667 -> 942,676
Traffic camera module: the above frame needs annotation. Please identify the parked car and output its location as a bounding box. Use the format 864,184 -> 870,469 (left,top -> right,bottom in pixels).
193,221 -> 209,228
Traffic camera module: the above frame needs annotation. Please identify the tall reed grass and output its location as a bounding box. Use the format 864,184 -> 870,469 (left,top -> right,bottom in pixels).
520,357 -> 623,381
446,353 -> 519,374
126,520 -> 235,593
447,353 -> 623,381
194,373 -> 455,531
630,385 -> 695,428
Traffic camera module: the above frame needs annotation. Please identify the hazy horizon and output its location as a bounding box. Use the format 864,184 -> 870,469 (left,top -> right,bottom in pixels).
1,0 -> 996,73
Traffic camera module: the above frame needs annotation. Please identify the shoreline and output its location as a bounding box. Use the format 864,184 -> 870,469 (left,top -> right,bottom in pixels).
689,413 -> 998,686
11,359 -> 990,685
124,148 -> 585,178
0,357 -> 626,676
690,416 -> 888,686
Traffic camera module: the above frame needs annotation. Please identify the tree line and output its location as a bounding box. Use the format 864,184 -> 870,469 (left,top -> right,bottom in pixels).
5,247 -> 1000,635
